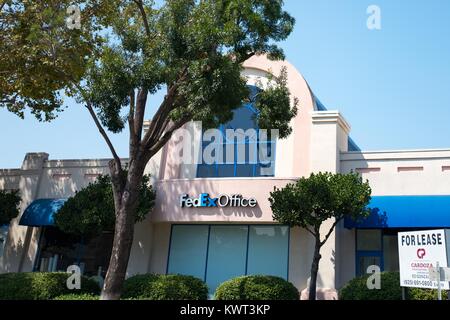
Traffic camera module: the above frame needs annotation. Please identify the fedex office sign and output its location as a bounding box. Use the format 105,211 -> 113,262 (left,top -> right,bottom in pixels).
180,193 -> 257,208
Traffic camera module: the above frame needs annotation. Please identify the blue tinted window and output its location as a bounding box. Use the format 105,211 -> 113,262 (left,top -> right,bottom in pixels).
205,226 -> 248,294
197,86 -> 276,178
246,226 -> 289,278
167,225 -> 209,280
167,224 -> 290,296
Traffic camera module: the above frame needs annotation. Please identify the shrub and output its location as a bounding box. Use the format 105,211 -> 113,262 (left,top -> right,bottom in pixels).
339,271 -> 449,300
122,274 -> 208,300
408,287 -> 448,300
339,272 -> 402,300
0,272 -> 100,300
53,293 -> 99,300
214,275 -> 299,300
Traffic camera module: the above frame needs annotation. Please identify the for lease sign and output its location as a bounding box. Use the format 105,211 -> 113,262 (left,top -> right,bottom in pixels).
398,229 -> 450,289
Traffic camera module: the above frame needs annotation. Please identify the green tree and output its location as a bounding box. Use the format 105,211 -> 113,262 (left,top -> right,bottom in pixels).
1,0 -> 297,299
269,172 -> 371,300
54,175 -> 155,238
0,190 -> 21,226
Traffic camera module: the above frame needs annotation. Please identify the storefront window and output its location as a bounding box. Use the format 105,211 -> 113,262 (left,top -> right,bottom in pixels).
206,226 -> 248,294
167,224 -> 289,295
247,225 -> 289,278
355,229 -> 383,276
383,235 -> 399,272
355,229 -> 400,276
167,225 -> 209,280
356,229 -> 382,251
0,225 -> 8,258
35,227 -> 113,277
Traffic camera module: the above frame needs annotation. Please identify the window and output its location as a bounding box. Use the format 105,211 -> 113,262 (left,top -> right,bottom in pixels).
196,87 -> 276,178
166,225 -> 209,280
355,229 -> 401,276
355,229 -> 383,276
35,227 -> 113,277
247,225 -> 289,277
167,225 -> 289,295
0,225 -> 9,258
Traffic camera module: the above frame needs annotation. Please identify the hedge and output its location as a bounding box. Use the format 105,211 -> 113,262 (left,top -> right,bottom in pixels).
339,271 -> 447,300
0,272 -> 100,300
122,274 -> 208,300
339,272 -> 402,300
53,293 -> 99,300
408,287 -> 448,300
214,275 -> 299,300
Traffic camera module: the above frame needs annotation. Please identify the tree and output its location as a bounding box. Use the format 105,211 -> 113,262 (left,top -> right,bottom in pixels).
55,175 -> 155,238
1,0 -> 297,299
0,190 -> 21,226
269,172 -> 371,300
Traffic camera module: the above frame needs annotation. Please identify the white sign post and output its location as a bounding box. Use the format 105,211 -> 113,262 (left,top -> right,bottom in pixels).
398,229 -> 450,292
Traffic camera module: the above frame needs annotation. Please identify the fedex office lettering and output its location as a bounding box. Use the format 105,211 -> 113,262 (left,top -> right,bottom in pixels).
180,193 -> 257,208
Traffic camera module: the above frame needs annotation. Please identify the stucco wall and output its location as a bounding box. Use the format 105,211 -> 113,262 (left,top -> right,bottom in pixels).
340,149 -> 450,195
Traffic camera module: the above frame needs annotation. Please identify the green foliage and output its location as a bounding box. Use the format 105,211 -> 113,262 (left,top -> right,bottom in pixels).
122,274 -> 208,300
269,172 -> 372,231
53,293 -> 99,300
0,189 -> 21,226
408,287 -> 448,300
340,271 -> 448,300
0,272 -> 100,300
54,174 -> 155,237
2,1 -> 297,137
0,0 -> 102,120
215,275 -> 299,300
339,272 -> 402,300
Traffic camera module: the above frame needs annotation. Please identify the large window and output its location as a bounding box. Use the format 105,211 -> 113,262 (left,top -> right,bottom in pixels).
355,229 -> 400,276
0,225 -> 8,258
35,227 -> 113,277
197,87 -> 276,178
167,224 -> 290,295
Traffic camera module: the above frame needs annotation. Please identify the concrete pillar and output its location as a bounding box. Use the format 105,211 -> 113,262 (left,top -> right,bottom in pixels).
309,111 -> 350,294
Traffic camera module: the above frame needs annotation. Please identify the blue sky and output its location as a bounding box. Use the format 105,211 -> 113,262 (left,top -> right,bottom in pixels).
1,0 -> 450,168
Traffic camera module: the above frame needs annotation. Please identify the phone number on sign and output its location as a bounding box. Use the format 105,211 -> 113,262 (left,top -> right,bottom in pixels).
403,279 -> 433,287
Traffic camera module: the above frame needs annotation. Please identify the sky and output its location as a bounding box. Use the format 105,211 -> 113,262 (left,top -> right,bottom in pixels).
1,0 -> 450,168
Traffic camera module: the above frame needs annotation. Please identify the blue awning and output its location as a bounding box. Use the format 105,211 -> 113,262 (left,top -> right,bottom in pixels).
19,199 -> 67,227
344,195 -> 450,229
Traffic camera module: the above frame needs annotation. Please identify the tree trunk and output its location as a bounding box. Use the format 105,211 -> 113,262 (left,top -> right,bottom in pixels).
308,236 -> 322,300
100,163 -> 143,300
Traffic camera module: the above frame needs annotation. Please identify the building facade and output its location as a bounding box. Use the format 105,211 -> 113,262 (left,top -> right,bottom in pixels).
1,55 -> 450,298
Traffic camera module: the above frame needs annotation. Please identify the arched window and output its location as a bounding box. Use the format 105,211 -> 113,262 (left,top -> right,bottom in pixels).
196,86 -> 276,178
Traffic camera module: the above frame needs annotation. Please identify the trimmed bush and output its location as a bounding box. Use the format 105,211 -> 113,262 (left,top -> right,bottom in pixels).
408,287 -> 448,300
54,293 -> 99,300
122,274 -> 208,300
339,272 -> 402,300
339,271 -> 449,300
215,275 -> 299,300
0,272 -> 100,300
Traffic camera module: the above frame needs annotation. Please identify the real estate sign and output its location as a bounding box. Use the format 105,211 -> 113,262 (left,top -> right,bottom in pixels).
398,229 -> 450,289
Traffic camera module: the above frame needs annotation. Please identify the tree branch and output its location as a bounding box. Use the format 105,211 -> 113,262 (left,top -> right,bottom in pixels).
133,0 -> 151,39
134,89 -> 147,142
144,113 -> 191,161
304,226 -> 316,237
85,103 -> 122,169
142,68 -> 188,146
320,217 -> 342,247
0,1 -> 7,13
128,89 -> 136,143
